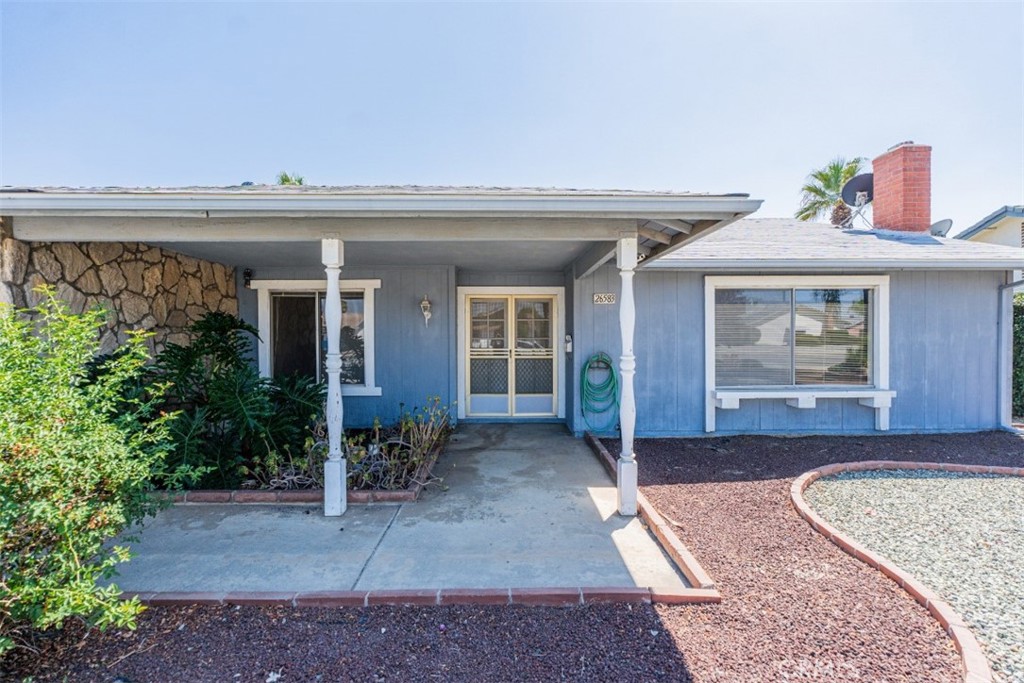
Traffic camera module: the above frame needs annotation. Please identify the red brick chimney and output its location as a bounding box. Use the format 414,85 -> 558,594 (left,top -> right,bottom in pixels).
872,141 -> 931,232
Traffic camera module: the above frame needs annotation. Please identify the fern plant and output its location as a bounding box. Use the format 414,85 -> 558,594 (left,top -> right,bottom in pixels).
151,312 -> 325,489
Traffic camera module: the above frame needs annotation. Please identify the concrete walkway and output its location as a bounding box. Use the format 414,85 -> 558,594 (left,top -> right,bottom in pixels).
113,424 -> 687,593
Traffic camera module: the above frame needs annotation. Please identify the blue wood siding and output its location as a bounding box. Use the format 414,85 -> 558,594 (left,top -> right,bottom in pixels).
572,266 -> 1004,436
237,265 -> 456,428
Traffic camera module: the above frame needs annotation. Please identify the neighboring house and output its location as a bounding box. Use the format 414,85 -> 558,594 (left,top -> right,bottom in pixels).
2,142 -> 1022,517
955,205 -> 1024,280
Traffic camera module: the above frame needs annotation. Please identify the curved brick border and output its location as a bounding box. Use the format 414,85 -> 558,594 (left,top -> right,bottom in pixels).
792,461 -> 1023,683
583,433 -> 720,603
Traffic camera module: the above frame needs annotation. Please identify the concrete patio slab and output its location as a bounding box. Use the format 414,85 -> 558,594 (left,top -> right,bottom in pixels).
112,424 -> 688,594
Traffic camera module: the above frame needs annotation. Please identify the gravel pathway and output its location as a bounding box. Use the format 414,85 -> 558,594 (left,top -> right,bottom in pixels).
4,431 -> 1022,682
805,470 -> 1024,683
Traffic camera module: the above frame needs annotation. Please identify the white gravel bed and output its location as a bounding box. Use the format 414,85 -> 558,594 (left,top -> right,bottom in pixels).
804,470 -> 1024,683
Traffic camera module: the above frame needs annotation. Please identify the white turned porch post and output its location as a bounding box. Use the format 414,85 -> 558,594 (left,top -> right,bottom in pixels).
322,238 -> 347,517
616,236 -> 638,516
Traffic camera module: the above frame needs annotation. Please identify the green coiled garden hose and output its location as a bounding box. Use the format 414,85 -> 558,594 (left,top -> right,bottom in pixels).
580,352 -> 619,433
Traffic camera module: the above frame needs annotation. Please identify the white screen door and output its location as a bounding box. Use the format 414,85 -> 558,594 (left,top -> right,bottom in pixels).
467,295 -> 556,417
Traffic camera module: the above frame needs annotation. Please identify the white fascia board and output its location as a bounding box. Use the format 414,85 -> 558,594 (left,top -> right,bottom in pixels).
644,258 -> 1024,271
0,192 -> 763,220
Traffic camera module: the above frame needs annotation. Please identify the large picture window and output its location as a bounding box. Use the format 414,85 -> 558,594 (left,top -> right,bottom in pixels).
703,275 -> 893,433
253,279 -> 381,396
715,287 -> 870,387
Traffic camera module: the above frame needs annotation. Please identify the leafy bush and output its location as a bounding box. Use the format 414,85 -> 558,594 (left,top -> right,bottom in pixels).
1013,294 -> 1024,418
151,312 -> 325,489
0,290 -> 176,656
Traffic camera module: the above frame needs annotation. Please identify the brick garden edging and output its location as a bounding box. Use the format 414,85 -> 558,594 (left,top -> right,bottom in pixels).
583,433 -> 721,604
125,586 -> 724,609
791,461 -> 1024,683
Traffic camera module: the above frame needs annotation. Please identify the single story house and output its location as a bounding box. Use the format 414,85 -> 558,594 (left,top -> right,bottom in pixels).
2,142 -> 1022,517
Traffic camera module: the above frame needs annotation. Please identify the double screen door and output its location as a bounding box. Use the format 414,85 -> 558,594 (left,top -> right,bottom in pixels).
466,295 -> 557,417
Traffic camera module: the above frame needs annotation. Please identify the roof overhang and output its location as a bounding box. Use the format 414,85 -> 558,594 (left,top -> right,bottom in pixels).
0,190 -> 762,221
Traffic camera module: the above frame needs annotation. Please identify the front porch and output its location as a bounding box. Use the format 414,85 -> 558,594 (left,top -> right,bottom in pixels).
3,186 -> 763,517
111,424 -> 687,595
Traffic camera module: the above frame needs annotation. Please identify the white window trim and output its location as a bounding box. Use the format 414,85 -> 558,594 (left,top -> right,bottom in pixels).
251,279 -> 382,397
704,275 -> 893,432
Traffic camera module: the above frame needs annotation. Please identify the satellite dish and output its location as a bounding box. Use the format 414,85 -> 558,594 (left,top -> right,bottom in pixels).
929,219 -> 953,237
841,173 -> 874,207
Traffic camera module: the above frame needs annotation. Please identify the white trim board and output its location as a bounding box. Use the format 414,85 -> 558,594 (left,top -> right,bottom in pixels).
252,278 -> 382,396
456,286 -> 566,421
703,274 -> 891,432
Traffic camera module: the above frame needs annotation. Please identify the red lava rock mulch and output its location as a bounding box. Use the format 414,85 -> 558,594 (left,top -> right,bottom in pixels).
4,431 -> 1021,682
615,430 -> 1023,683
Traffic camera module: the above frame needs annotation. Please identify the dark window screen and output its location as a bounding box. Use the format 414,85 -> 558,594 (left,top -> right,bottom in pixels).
272,294 -> 317,379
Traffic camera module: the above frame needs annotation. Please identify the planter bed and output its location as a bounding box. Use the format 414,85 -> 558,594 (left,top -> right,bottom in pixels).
155,445 -> 442,505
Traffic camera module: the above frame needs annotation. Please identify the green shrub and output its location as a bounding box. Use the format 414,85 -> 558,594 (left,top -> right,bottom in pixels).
0,290 -> 175,655
151,312 -> 325,489
1013,294 -> 1024,417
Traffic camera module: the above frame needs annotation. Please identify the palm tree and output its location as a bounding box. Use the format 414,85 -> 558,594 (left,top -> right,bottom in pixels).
795,157 -> 865,222
276,171 -> 305,186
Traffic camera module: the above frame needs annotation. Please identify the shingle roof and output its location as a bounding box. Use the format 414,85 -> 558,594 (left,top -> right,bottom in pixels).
647,217 -> 1024,270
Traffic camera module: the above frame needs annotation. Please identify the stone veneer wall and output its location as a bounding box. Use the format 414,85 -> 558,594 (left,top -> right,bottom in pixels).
0,227 -> 237,355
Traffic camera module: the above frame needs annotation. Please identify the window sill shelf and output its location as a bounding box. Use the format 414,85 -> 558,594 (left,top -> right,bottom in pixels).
342,386 -> 383,397
708,388 -> 896,432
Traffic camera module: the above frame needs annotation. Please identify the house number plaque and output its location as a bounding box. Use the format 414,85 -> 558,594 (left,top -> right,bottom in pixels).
593,293 -> 616,304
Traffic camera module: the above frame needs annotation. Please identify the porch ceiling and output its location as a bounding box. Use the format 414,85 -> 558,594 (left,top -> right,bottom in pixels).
153,239 -> 593,271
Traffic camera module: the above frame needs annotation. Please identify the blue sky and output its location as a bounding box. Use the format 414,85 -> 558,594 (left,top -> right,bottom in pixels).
2,1 -> 1022,233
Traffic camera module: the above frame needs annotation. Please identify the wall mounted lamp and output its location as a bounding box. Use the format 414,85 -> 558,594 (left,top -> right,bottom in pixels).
420,295 -> 432,327
243,268 -> 253,289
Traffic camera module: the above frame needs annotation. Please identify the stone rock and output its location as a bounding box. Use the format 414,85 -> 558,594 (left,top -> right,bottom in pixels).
31,248 -> 62,282
185,304 -> 207,321
122,261 -> 146,293
76,268 -> 102,295
219,298 -> 239,316
140,246 -> 162,263
162,258 -> 181,291
0,282 -> 14,307
203,287 -> 222,311
199,260 -> 214,285
174,282 -> 189,310
152,294 -> 168,326
143,265 -> 162,297
177,254 -> 199,274
166,309 -> 188,328
98,264 -> 127,297
120,292 -> 149,325
227,271 -> 236,297
25,274 -> 49,307
166,332 -> 190,347
186,276 -> 203,305
88,243 -> 124,266
55,282 -> 87,314
139,314 -> 157,330
52,243 -> 90,282
1,238 -> 29,284
99,330 -> 118,355
213,263 -> 229,296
